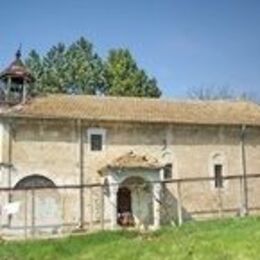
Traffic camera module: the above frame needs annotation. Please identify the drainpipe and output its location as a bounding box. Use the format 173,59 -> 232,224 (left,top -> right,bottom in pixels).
240,124 -> 248,216
77,119 -> 85,229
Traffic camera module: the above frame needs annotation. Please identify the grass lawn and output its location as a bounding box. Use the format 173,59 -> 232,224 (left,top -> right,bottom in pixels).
1,217 -> 260,260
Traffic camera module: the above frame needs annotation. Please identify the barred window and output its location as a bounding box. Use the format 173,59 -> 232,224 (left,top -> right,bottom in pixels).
88,128 -> 106,152
214,164 -> 223,188
90,134 -> 103,151
164,163 -> 172,179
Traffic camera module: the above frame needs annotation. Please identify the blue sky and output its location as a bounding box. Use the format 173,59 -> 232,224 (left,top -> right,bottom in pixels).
0,0 -> 260,98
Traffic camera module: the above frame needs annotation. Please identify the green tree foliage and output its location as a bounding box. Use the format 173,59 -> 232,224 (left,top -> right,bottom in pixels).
104,49 -> 161,97
25,37 -> 105,95
25,38 -> 162,97
25,50 -> 44,95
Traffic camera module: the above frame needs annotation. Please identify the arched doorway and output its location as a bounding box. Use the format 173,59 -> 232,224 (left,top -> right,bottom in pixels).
13,175 -> 61,234
117,187 -> 134,226
117,176 -> 153,228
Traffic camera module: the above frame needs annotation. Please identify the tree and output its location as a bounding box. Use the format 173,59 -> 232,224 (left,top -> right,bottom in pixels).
25,37 -> 105,95
25,39 -> 162,98
103,49 -> 161,97
25,50 -> 44,95
65,38 -> 105,94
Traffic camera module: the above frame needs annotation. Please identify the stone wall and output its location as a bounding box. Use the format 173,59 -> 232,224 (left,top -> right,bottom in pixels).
0,118 -> 260,234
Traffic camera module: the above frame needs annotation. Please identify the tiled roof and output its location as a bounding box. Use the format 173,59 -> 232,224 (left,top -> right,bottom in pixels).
99,151 -> 163,174
3,94 -> 260,126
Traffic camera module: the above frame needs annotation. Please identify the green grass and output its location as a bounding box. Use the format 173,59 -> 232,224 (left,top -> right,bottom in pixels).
1,217 -> 260,260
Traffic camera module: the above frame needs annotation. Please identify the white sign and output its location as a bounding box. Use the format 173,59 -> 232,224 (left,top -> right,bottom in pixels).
3,201 -> 20,215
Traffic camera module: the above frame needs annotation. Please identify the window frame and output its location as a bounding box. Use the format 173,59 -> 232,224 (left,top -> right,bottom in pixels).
214,164 -> 223,188
209,152 -> 228,190
87,128 -> 106,152
163,163 -> 173,180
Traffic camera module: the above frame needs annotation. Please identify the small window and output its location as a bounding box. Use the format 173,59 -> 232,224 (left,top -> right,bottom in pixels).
164,163 -> 172,179
90,134 -> 103,151
88,128 -> 106,152
214,164 -> 223,188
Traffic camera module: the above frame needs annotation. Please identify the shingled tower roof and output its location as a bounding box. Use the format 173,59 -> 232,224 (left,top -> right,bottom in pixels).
0,49 -> 34,83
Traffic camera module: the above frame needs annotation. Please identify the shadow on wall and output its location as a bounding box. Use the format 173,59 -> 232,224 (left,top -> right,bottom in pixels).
160,185 -> 192,225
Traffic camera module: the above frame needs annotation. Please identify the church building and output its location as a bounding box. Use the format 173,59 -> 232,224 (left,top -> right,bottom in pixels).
0,52 -> 260,236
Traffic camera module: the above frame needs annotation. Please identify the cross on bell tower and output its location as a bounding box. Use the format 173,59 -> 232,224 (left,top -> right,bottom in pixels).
0,48 -> 34,105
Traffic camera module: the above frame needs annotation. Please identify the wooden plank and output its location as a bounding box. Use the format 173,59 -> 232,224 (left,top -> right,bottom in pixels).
217,186 -> 223,218
240,125 -> 249,215
100,185 -> 104,230
24,190 -> 28,239
176,181 -> 183,226
90,187 -> 93,229
239,175 -> 246,216
31,189 -> 35,237
0,173 -> 260,192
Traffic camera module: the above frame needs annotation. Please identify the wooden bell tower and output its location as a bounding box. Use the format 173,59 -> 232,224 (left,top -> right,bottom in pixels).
0,49 -> 34,105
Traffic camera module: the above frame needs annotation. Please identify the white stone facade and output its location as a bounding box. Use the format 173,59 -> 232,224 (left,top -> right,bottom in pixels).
0,118 -> 260,235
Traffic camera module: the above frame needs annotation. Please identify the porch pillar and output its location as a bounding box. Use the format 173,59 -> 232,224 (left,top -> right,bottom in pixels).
153,182 -> 161,229
110,183 -> 118,229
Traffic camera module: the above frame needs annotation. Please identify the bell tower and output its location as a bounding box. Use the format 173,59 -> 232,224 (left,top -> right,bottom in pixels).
0,49 -> 34,105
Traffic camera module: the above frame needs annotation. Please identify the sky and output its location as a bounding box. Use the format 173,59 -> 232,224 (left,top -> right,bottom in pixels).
0,0 -> 260,99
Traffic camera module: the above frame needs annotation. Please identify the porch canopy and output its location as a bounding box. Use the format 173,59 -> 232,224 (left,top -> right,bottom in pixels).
99,151 -> 164,175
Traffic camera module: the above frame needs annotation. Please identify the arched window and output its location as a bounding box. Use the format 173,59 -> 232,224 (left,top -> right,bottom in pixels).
15,175 -> 56,189
161,151 -> 175,180
163,163 -> 173,179
210,153 -> 227,189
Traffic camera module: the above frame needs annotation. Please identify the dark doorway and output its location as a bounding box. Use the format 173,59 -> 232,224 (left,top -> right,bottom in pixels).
117,187 -> 134,226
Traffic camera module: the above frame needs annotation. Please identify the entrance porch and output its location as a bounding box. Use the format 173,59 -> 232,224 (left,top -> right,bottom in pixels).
99,151 -> 164,230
